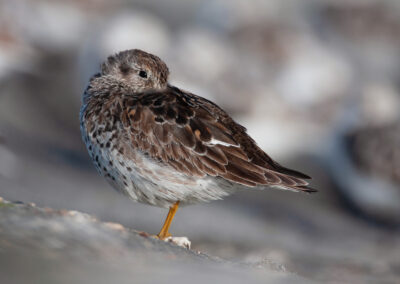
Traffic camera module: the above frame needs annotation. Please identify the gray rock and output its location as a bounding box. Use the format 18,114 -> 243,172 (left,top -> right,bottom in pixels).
0,197 -> 311,284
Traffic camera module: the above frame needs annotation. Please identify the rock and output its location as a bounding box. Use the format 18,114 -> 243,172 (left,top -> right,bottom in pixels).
0,197 -> 311,284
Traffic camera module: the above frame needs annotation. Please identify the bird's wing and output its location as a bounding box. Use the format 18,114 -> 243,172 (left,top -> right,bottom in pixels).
121,86 -> 315,193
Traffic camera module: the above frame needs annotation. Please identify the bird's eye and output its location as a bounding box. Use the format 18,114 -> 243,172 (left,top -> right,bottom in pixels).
139,70 -> 148,78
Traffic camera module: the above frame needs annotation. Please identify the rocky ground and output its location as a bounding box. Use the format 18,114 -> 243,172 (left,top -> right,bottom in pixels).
1,192 -> 399,283
0,197 -> 310,284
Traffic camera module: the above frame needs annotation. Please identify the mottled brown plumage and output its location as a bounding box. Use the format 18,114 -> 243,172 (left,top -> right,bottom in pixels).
80,49 -> 315,240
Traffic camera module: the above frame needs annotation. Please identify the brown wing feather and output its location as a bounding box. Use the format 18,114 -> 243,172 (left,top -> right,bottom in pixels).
122,86 -> 315,193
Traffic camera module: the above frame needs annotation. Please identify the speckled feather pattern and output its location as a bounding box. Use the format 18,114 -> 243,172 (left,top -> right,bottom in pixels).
80,49 -> 315,208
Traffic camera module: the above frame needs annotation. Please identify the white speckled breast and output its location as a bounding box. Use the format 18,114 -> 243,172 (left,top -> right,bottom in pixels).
80,110 -> 234,208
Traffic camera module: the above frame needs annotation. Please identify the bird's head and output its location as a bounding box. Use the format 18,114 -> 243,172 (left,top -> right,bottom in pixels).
101,49 -> 169,92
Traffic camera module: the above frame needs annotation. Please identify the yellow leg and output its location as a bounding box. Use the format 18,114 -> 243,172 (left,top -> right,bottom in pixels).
157,201 -> 180,240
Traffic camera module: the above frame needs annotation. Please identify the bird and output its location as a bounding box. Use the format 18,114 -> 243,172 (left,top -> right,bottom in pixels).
325,121 -> 400,227
80,49 -> 315,243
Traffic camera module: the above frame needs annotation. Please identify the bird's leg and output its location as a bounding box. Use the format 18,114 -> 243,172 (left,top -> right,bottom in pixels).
157,201 -> 179,240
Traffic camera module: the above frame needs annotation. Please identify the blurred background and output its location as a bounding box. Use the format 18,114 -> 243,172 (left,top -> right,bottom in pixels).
0,0 -> 400,282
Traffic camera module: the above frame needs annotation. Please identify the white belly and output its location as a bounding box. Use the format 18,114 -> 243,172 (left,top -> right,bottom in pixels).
88,139 -> 234,208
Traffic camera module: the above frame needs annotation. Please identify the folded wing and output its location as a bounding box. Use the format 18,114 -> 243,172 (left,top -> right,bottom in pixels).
121,86 -> 315,193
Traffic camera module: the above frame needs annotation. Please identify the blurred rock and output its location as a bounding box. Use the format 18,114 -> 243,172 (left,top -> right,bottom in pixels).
360,82 -> 400,126
0,143 -> 18,179
97,11 -> 171,58
275,38 -> 352,108
4,0 -> 90,51
319,1 -> 400,82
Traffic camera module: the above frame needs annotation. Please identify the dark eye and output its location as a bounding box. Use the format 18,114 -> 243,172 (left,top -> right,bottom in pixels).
139,70 -> 148,78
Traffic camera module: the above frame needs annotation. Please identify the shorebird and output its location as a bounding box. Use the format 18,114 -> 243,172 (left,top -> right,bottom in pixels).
80,49 -> 315,246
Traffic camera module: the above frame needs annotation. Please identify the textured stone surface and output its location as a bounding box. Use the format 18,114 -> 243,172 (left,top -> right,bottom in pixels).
0,197 -> 310,284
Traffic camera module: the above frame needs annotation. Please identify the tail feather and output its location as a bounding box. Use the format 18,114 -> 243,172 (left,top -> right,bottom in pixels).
293,185 -> 318,193
273,164 -> 311,179
270,163 -> 316,193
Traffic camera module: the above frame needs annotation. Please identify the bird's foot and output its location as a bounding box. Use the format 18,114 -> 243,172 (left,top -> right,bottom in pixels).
163,236 -> 191,249
148,233 -> 191,249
